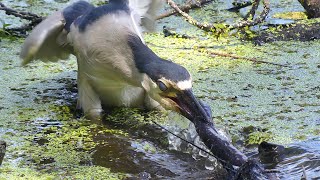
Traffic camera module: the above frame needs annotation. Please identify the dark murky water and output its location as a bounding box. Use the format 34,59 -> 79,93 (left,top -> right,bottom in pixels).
277,138 -> 320,179
0,0 -> 320,179
91,133 -> 225,179
32,107 -> 320,179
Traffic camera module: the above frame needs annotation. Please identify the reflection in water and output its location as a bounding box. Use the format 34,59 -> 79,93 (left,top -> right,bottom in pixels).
91,128 -> 227,179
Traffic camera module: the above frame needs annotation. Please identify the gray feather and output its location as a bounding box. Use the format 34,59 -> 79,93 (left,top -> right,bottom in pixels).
20,11 -> 72,65
129,0 -> 163,31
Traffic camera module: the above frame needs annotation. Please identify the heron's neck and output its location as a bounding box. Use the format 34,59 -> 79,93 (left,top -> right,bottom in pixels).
128,35 -> 163,76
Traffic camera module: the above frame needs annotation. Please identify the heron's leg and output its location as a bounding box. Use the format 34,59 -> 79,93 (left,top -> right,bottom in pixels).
77,75 -> 103,120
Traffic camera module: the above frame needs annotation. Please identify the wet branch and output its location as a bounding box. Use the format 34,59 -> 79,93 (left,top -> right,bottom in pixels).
166,0 -> 270,32
0,3 -> 43,36
147,42 -> 289,67
166,0 -> 216,31
230,0 -> 270,29
244,0 -> 261,20
208,50 -> 289,67
0,3 -> 42,21
227,1 -> 253,12
298,0 -> 320,18
157,0 -> 213,20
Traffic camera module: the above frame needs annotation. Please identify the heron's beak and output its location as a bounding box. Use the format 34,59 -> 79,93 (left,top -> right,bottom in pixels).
171,89 -> 212,123
169,90 -> 249,167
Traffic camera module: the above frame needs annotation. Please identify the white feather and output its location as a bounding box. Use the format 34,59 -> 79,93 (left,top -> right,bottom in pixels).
129,0 -> 163,31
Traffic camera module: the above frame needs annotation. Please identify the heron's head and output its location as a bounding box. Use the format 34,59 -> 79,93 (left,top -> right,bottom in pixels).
143,62 -> 210,122
128,35 -> 211,122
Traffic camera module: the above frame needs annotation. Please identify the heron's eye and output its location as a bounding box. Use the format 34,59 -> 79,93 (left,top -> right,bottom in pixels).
157,81 -> 168,91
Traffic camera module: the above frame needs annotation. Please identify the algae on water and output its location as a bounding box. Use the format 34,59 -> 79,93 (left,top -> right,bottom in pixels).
0,0 -> 320,179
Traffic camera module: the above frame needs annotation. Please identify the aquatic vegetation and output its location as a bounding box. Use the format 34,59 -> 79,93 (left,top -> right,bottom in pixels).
273,11 -> 308,20
246,131 -> 273,145
0,0 -> 319,178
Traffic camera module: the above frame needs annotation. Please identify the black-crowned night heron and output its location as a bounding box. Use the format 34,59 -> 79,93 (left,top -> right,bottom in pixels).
20,0 -> 211,122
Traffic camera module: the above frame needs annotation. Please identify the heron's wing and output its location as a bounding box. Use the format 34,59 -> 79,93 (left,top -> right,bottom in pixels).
20,1 -> 94,65
129,0 -> 163,31
20,11 -> 71,65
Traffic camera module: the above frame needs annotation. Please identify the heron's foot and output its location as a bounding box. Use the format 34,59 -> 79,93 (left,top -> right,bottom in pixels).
84,108 -> 104,121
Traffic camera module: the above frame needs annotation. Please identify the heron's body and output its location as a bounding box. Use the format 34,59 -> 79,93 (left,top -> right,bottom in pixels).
20,0 -> 206,122
70,7 -> 159,115
21,0 -> 179,118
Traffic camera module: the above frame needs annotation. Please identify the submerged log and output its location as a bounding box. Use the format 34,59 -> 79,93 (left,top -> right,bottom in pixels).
253,18 -> 320,44
298,0 -> 320,18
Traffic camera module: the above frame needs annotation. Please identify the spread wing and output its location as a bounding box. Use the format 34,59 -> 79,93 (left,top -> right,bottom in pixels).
20,0 -> 162,65
20,1 -> 94,65
20,11 -> 71,65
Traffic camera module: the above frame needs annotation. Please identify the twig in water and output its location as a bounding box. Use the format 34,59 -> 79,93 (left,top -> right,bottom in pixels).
166,0 -> 270,32
0,3 -> 43,37
166,0 -> 217,32
157,0 -> 213,20
0,3 -> 42,22
230,0 -> 270,29
227,0 -> 253,12
147,42 -> 289,67
208,50 -> 289,67
243,0 -> 261,20
301,165 -> 307,180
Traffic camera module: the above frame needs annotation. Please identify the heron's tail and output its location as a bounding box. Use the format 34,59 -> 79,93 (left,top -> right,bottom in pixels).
20,1 -> 94,65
